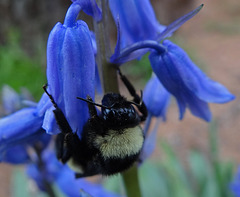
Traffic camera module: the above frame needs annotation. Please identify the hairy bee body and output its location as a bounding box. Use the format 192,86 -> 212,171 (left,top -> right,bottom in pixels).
44,70 -> 147,178
66,121 -> 144,177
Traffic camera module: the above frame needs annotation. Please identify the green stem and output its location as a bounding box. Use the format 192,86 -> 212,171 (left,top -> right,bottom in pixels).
94,0 -> 118,93
122,164 -> 142,197
94,1 -> 142,196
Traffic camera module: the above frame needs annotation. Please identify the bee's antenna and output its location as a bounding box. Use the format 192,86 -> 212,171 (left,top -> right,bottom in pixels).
43,84 -> 58,109
77,97 -> 112,109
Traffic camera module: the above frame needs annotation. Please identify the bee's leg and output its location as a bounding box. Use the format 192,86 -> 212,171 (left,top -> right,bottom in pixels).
43,85 -> 73,162
55,133 -> 72,163
117,68 -> 148,121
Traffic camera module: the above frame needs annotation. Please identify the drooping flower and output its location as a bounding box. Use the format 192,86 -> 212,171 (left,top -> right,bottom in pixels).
149,40 -> 235,121
27,150 -> 121,197
109,0 -> 165,49
143,74 -> 170,120
110,4 -> 234,121
110,4 -> 204,64
45,2 -> 96,136
0,93 -> 51,164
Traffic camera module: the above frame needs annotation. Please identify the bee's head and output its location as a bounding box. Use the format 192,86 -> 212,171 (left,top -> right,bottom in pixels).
101,93 -> 140,128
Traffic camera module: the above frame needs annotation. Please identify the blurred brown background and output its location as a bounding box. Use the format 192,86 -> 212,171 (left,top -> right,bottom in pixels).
0,0 -> 240,196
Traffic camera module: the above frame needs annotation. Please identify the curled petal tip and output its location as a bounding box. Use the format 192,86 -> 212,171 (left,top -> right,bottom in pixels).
157,4 -> 204,41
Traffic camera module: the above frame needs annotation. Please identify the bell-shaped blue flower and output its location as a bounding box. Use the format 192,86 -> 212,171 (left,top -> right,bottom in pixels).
0,93 -> 51,164
143,74 -> 170,120
45,2 -> 96,136
109,0 -> 165,49
149,40 -> 235,121
110,4 -> 204,64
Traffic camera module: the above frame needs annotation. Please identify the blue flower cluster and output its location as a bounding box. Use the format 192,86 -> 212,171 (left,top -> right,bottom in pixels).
0,0 -> 235,196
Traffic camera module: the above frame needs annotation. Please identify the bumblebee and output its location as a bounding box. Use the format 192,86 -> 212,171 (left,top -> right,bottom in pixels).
43,69 -> 147,178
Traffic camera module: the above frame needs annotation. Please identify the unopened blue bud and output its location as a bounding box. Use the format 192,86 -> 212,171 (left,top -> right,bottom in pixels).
46,3 -> 95,136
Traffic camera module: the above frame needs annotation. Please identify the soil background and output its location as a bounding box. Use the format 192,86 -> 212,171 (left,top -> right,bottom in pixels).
1,0 -> 240,196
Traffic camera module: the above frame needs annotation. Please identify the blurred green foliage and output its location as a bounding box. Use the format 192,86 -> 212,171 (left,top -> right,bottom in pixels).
0,29 -> 46,100
122,54 -> 152,87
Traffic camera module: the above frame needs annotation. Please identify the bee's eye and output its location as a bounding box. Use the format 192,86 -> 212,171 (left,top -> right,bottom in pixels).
102,108 -> 116,118
103,108 -> 110,115
127,106 -> 136,119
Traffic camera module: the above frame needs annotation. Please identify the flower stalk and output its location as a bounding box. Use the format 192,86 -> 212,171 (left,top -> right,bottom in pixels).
94,0 -> 141,196
94,0 -> 119,93
122,164 -> 142,197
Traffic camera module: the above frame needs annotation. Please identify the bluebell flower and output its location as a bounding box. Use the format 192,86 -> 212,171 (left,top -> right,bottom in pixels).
110,4 -> 204,64
0,93 -> 51,164
27,150 -> 121,197
109,0 -> 165,49
110,4 -> 234,121
143,74 -> 170,120
45,2 -> 96,136
149,40 -> 235,121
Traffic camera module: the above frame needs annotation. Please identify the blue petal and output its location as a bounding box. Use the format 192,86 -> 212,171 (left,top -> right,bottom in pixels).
1,131 -> 51,164
149,40 -> 234,121
0,107 -> 51,163
139,116 -> 160,163
62,21 -> 95,136
2,145 -> 30,164
176,91 -> 211,121
143,74 -> 170,119
42,107 -> 60,135
0,108 -> 43,145
36,93 -> 52,117
162,40 -> 235,103
157,4 -> 204,41
46,22 -> 66,105
109,0 -> 165,49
